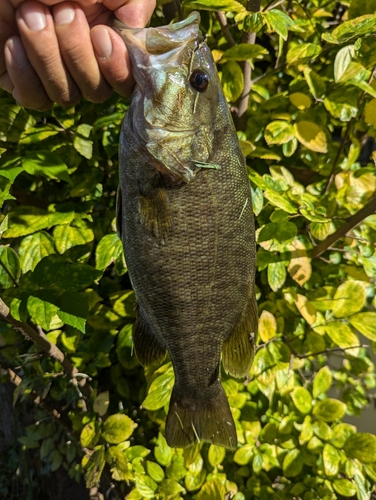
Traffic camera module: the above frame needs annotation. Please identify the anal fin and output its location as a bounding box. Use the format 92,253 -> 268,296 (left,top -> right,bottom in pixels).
222,292 -> 258,378
133,305 -> 167,367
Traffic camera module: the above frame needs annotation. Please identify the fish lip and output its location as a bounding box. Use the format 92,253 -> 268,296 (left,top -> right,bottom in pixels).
113,12 -> 202,69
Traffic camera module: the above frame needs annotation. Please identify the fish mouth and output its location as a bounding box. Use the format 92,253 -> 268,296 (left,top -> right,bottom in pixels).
113,12 -> 202,70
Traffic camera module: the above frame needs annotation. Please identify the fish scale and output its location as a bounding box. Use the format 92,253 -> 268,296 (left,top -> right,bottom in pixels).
116,12 -> 257,449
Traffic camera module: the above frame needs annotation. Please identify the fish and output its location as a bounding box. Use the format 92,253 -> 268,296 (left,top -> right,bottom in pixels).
115,12 -> 257,450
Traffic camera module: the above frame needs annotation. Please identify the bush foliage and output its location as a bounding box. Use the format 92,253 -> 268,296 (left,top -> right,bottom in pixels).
1,0 -> 376,498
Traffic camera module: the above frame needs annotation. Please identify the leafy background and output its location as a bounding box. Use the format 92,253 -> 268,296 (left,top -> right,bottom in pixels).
1,0 -> 376,499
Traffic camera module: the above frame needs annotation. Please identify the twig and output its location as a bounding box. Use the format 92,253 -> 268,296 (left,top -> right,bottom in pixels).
3,366 -> 123,500
215,12 -> 236,47
297,345 -> 367,359
311,195 -> 376,258
325,68 -> 376,193
233,0 -> 262,130
0,257 -> 19,287
0,297 -> 92,398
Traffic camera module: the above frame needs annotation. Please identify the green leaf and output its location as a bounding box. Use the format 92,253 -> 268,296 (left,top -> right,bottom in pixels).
283,449 -> 303,477
3,205 -> 75,238
60,328 -> 81,352
332,280 -> 366,317
333,479 -> 357,497
22,152 -> 70,183
74,124 -> 93,159
264,9 -> 295,41
208,445 -> 226,467
27,290 -> 60,331
102,414 -> 137,444
19,231 -> 56,273
313,366 -> 332,398
349,312 -> 376,341
57,291 -> 89,333
259,222 -> 297,243
263,190 -> 298,214
304,68 -> 326,99
19,125 -> 60,145
330,423 -> 356,448
334,45 -> 355,82
196,479 -> 226,500
143,384 -> 172,411
322,14 -> 376,44
105,446 -> 131,482
323,443 -> 341,476
154,433 -> 173,467
244,12 -> 264,33
344,432 -> 376,463
267,262 -> 287,292
264,121 -> 295,145
258,310 -> 277,342
291,387 -> 312,415
221,43 -> 268,62
294,121 -> 328,153
53,221 -> 94,255
146,461 -> 165,482
96,233 -> 123,271
313,399 -> 346,422
0,246 -> 21,288
349,0 -> 376,18
324,88 -> 359,121
80,421 -> 100,448
221,61 -> 243,102
287,43 -> 322,65
134,473 -> 158,499
324,321 -> 359,355
32,255 -> 102,291
159,478 -> 186,497
184,0 -> 246,12
233,444 -> 254,465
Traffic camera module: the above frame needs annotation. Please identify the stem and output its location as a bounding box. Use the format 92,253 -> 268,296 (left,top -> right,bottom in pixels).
0,297 -> 91,398
311,194 -> 376,258
215,12 -> 236,47
233,0 -> 261,130
0,257 -> 19,287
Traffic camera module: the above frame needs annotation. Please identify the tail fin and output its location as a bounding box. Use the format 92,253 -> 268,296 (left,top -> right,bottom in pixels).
165,381 -> 237,450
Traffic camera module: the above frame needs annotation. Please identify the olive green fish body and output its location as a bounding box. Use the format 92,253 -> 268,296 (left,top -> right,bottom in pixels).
117,13 -> 257,449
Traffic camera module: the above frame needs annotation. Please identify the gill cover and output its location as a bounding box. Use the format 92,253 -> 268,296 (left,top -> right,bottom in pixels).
115,12 -> 220,183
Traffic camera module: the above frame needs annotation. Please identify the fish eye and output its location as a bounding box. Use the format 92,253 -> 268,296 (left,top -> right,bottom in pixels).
189,69 -> 209,92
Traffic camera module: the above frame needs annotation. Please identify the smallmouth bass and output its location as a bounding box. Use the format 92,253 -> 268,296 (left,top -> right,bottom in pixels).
116,12 -> 257,449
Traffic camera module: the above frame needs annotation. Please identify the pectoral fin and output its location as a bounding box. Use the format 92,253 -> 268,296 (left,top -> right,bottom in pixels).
222,293 -> 258,378
133,305 -> 167,366
139,177 -> 172,239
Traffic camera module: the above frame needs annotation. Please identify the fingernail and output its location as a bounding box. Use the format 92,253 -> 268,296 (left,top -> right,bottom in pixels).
6,37 -> 28,67
53,5 -> 75,25
20,3 -> 47,31
92,28 -> 113,59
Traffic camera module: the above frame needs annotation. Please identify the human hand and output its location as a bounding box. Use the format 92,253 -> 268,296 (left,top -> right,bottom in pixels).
0,0 -> 156,110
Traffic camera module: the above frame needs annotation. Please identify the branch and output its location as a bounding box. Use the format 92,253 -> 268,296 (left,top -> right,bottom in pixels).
311,194 -> 376,258
0,297 -> 92,398
233,0 -> 262,131
297,344 -> 367,359
215,12 -> 236,47
3,366 -> 123,500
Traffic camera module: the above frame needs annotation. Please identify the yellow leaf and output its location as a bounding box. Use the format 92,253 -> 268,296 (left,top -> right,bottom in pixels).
364,98 -> 376,125
295,294 -> 317,326
289,92 -> 312,110
294,121 -> 328,153
259,310 -> 277,342
287,240 -> 312,286
94,391 -> 110,416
